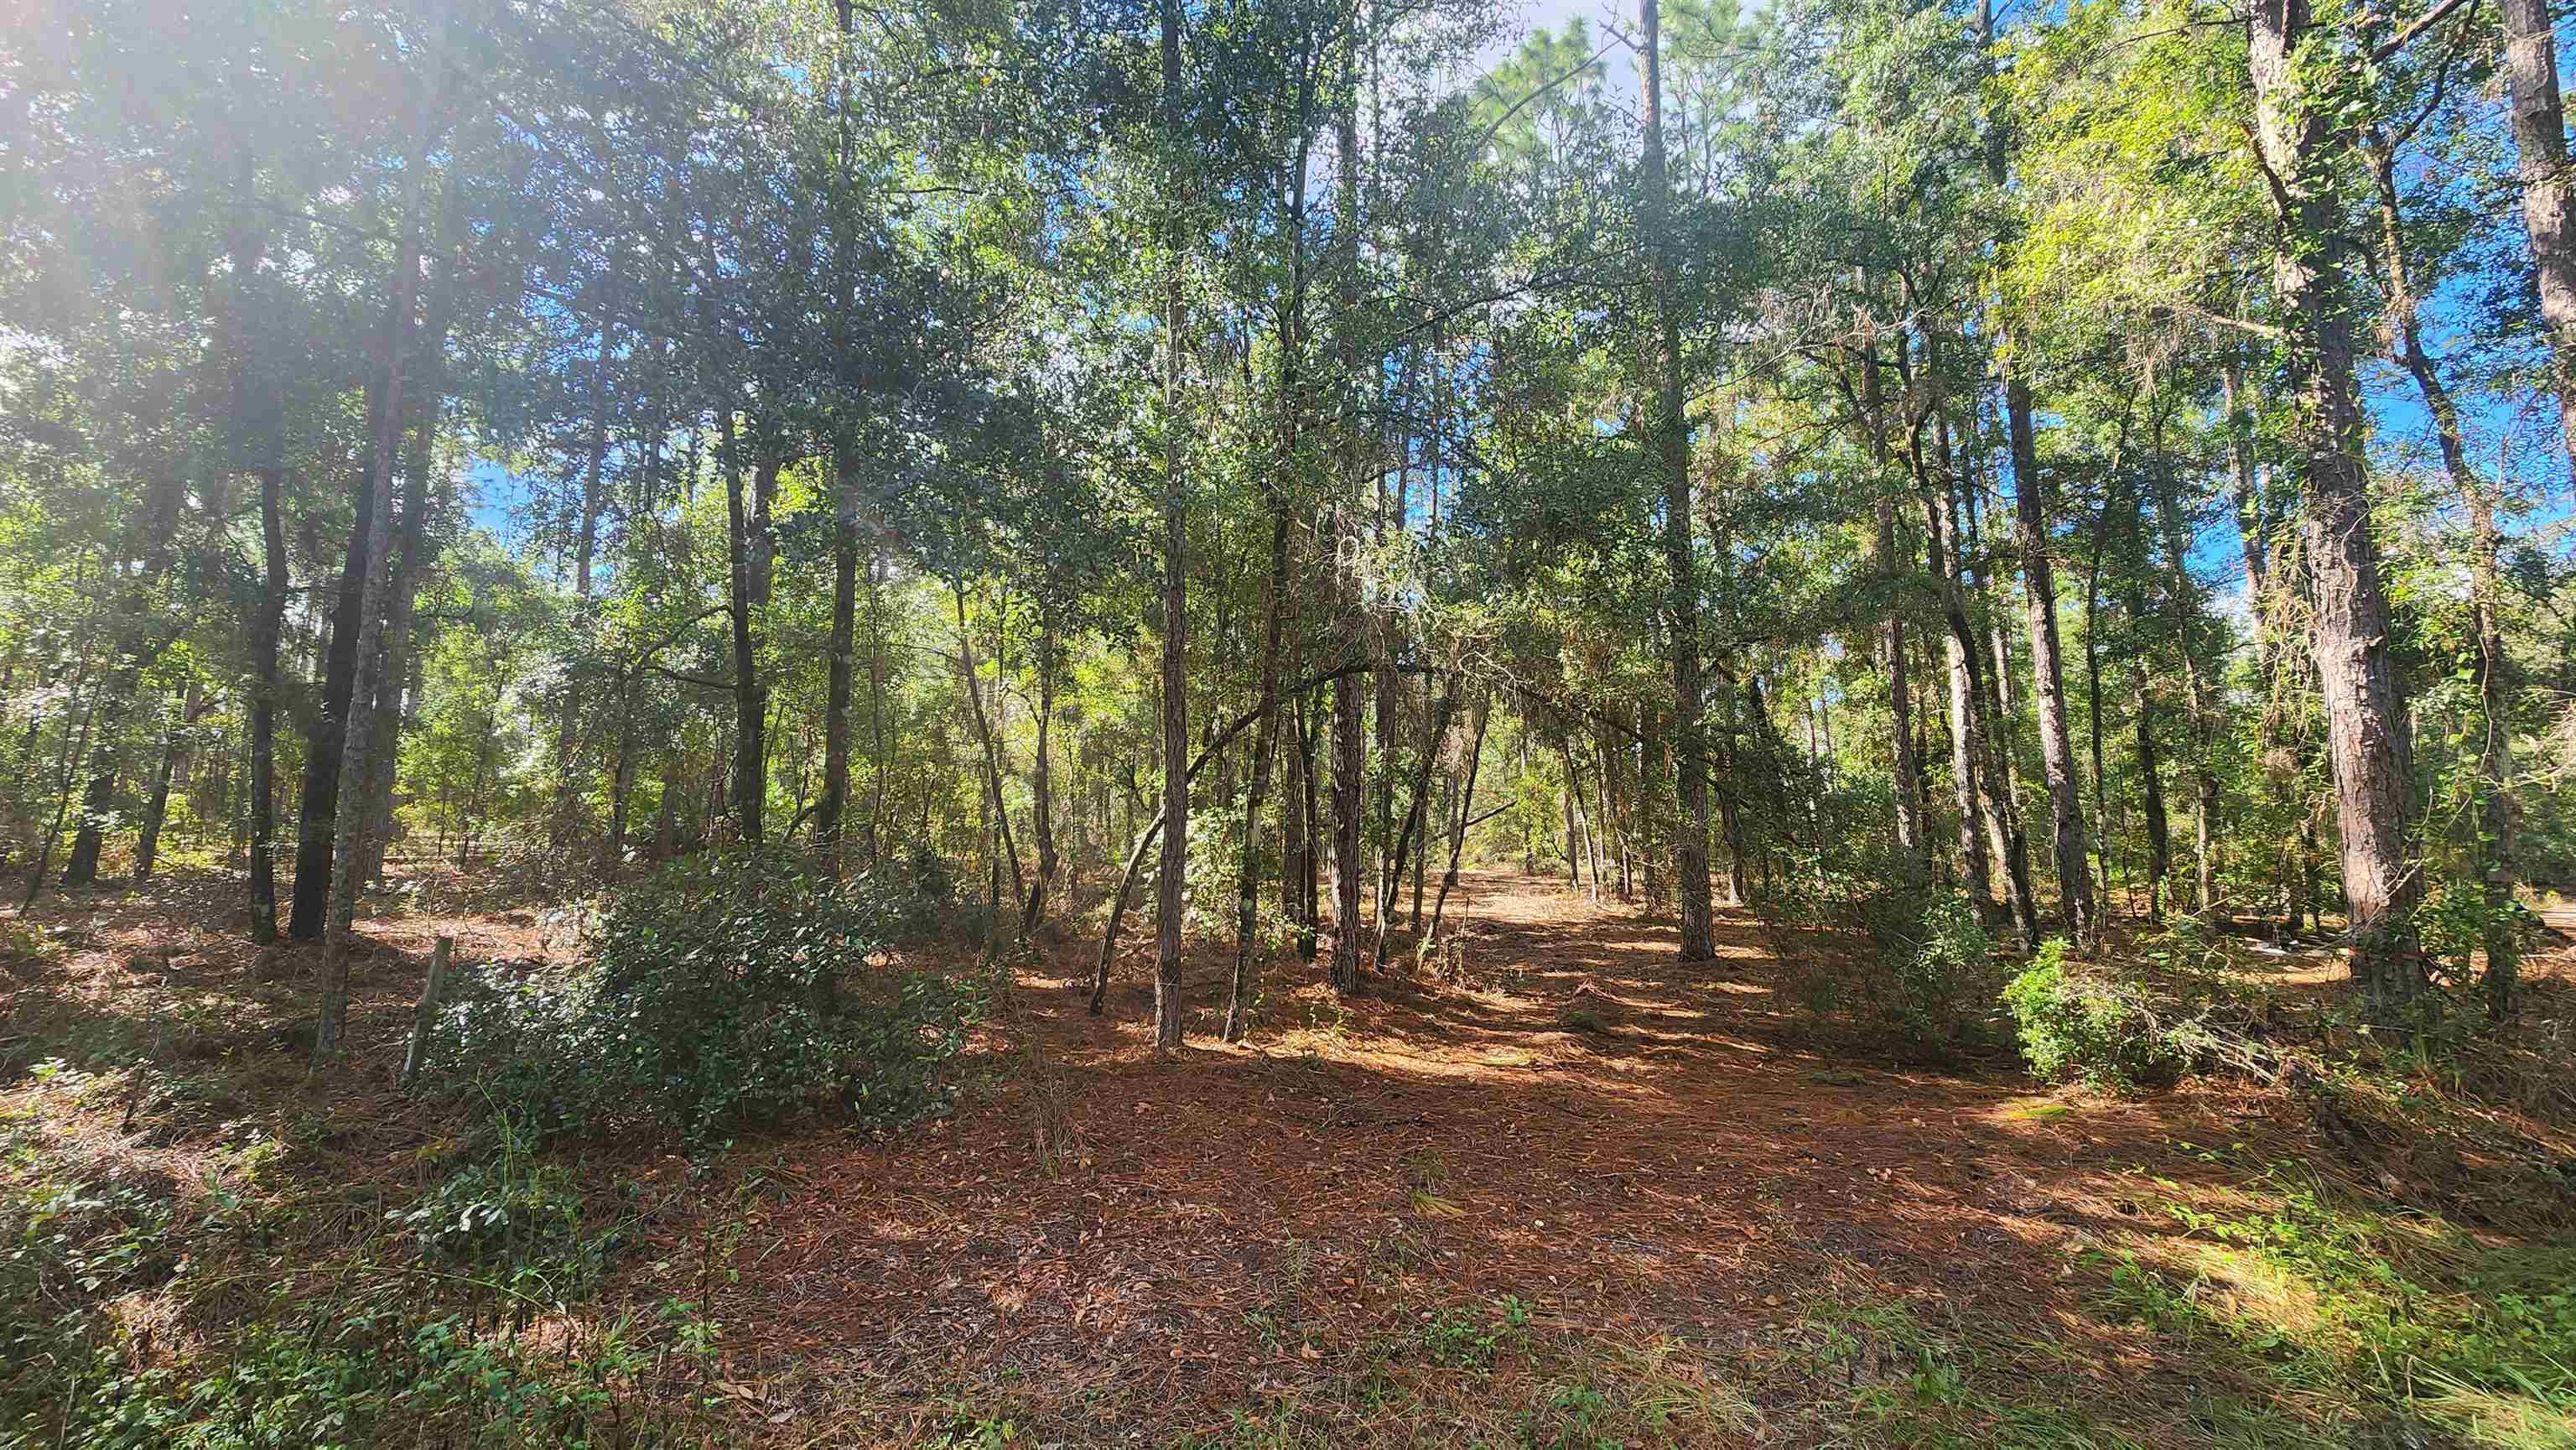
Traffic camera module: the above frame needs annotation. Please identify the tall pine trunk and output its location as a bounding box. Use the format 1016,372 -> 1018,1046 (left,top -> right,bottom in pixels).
1327,23 -> 1366,994
2502,0 -> 2576,474
1642,0 -> 1717,959
2248,0 -> 2422,1006
314,134 -> 425,1062
1152,0 -> 1190,1047
718,405 -> 765,845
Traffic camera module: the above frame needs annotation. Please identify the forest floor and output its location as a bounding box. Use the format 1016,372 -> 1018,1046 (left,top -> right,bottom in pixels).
5,868 -> 2576,1448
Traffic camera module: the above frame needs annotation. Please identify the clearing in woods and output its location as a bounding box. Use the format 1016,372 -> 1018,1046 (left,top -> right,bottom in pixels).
7,869 -> 2573,1448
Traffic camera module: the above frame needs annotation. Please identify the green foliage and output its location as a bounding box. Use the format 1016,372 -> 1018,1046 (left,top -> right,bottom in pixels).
2417,876 -> 2535,1000
1779,880 -> 2004,1055
2001,938 -> 2197,1090
1414,1297 -> 1533,1369
2085,1167 -> 2576,1442
387,1118 -> 612,1304
423,845 -> 981,1147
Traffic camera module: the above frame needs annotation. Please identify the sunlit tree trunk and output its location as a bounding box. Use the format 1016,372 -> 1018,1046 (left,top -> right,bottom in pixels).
2006,378 -> 2094,943
2502,0 -> 2576,475
2247,0 -> 2422,1006
1860,344 -> 1927,876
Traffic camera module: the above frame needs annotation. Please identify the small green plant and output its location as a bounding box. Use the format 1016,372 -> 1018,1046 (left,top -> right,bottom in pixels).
2001,939 -> 2193,1090
1516,1381 -> 1619,1450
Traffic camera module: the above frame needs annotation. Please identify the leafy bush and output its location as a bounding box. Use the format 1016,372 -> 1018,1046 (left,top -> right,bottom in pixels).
422,845 -> 981,1147
387,1116 -> 613,1309
2417,876 -> 2535,1001
2002,939 -> 2194,1090
1774,881 -> 2004,1054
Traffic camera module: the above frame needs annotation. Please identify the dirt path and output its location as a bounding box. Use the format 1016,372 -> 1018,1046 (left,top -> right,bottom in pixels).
665,872 -> 2254,1439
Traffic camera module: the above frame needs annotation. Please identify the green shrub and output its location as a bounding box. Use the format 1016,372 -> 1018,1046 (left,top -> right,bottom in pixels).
423,845 -> 981,1147
2001,940 -> 2190,1090
1796,887 -> 2002,1053
2417,876 -> 2534,1000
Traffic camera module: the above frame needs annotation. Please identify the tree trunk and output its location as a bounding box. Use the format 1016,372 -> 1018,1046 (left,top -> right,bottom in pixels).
1945,408 -> 2039,943
1374,686 -> 1454,962
1860,344 -> 1928,876
818,0 -> 864,876
2502,0 -> 2576,475
1152,0 -> 1189,1048
549,266 -> 619,845
716,405 -> 766,845
1642,0 -> 1717,959
1425,694 -> 1490,951
1021,611 -> 1062,939
314,138 -> 424,1062
360,200 -> 461,889
2007,374 -> 2095,943
23,666 -> 102,910
2248,0 -> 2423,1006
954,585 -> 1026,918
1909,364 -> 1997,923
290,416 -> 390,932
1327,24 -> 1367,995
868,545 -> 890,867
132,687 -> 205,883
249,452 -> 288,942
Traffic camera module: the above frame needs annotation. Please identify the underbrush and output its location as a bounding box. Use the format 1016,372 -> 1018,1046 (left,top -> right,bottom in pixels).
1759,877 -> 2013,1058
418,845 -> 983,1148
1999,925 -> 2245,1091
0,1069 -> 727,1450
2077,1153 -> 2576,1448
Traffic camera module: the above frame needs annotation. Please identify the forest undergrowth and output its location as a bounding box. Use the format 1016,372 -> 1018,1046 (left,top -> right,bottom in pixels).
4,865 -> 2574,1449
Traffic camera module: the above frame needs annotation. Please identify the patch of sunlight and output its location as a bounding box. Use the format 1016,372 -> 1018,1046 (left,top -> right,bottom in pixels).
2416,1369 -> 2576,1450
1372,1048 -> 1530,1081
1995,1100 -> 2074,1123
1707,980 -> 1771,995
2179,1241 -> 2331,1341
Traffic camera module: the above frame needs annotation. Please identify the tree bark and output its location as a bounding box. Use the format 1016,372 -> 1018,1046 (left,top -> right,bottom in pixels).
1642,0 -> 1717,959
1021,610 -> 1062,938
2006,374 -> 2095,943
2247,0 -> 2423,1005
2502,0 -> 2576,475
718,405 -> 765,845
818,0 -> 863,876
1861,343 -> 1927,876
1152,0 -> 1189,1048
1327,22 -> 1367,994
249,448 -> 288,942
314,136 -> 425,1062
